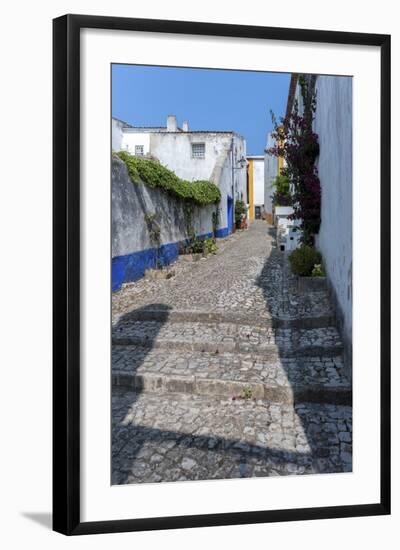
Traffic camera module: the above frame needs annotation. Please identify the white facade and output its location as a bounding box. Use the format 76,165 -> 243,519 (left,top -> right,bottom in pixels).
264,132 -> 279,219
290,74 -> 352,366
248,156 -> 265,207
112,118 -> 125,151
112,115 -> 247,235
121,131 -> 151,156
313,76 -> 352,366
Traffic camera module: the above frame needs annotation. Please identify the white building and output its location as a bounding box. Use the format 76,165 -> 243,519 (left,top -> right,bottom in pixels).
112,115 -> 247,236
286,73 -> 352,367
264,132 -> 279,224
246,155 -> 265,221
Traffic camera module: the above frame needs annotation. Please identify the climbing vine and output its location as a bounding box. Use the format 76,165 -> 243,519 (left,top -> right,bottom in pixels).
183,203 -> 195,242
268,75 -> 321,244
212,207 -> 220,237
144,212 -> 162,268
116,151 -> 221,206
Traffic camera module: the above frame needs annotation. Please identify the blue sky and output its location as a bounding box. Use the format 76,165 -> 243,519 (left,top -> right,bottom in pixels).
112,65 -> 290,155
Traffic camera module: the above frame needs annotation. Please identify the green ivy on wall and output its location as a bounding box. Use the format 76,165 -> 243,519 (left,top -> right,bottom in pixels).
116,151 -> 221,206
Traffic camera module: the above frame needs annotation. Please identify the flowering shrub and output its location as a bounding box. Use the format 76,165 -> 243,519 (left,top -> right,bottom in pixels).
268,75 -> 321,244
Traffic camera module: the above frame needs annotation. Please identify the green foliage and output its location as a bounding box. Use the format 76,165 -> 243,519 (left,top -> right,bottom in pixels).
288,245 -> 322,276
116,151 -> 221,206
241,386 -> 253,399
268,75 -> 321,240
190,180 -> 221,206
311,263 -> 325,277
234,199 -> 247,225
273,175 -> 290,194
272,175 -> 292,206
204,237 -> 218,255
180,236 -> 218,256
188,238 -> 205,254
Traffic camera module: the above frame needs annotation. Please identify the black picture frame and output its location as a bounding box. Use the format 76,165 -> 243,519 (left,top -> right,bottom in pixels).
53,14 -> 391,535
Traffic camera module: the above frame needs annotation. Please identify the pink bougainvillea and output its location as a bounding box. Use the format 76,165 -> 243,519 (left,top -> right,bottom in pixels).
268,76 -> 321,244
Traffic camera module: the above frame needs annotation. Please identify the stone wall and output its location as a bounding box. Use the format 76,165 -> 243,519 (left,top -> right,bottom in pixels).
112,155 -> 218,291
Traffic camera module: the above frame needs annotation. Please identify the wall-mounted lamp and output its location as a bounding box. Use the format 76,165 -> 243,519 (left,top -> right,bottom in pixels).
233,156 -> 248,170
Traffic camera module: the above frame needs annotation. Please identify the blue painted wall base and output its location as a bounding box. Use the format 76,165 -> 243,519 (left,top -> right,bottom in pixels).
112,227 -> 230,291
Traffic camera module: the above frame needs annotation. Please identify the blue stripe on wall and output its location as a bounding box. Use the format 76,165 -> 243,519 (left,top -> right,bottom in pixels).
215,227 -> 229,238
112,227 -> 230,291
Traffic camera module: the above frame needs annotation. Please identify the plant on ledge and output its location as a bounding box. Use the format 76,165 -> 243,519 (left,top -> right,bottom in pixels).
288,245 -> 322,277
272,174 -> 292,206
234,199 -> 247,229
268,75 -> 321,245
179,236 -> 218,256
311,263 -> 325,277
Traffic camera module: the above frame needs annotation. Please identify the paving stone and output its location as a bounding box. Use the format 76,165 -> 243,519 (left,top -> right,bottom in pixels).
112,346 -> 350,404
111,221 -> 352,483
112,221 -> 334,325
112,389 -> 353,483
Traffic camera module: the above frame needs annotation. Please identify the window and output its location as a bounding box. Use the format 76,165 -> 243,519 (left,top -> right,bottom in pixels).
191,143 -> 205,159
135,145 -> 144,156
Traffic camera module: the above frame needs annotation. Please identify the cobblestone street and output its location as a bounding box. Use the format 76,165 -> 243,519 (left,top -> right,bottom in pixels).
112,221 -> 352,483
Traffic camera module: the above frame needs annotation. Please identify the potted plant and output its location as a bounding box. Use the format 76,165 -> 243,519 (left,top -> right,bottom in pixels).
235,200 -> 247,230
288,245 -> 327,292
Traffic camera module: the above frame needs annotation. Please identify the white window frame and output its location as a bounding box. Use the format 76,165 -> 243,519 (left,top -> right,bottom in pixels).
191,142 -> 205,159
135,144 -> 144,156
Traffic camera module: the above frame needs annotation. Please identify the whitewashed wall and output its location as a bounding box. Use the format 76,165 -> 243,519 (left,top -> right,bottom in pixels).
151,132 -> 229,181
313,75 -> 353,364
252,158 -> 265,206
111,118 -> 125,151
112,155 -> 215,257
150,131 -> 246,233
232,136 -> 248,203
121,131 -> 151,155
112,155 -> 217,289
264,133 -> 278,217
111,122 -> 247,236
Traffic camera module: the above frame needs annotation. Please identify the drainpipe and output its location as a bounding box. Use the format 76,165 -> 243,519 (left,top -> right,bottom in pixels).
231,137 -> 235,201
231,137 -> 235,232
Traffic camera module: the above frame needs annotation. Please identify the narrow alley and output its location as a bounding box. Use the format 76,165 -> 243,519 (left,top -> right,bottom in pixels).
112,221 -> 352,483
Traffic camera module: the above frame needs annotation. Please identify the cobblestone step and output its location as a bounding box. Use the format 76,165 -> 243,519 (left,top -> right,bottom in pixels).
115,307 -> 336,330
112,320 -> 343,358
112,346 -> 351,405
112,388 -> 352,484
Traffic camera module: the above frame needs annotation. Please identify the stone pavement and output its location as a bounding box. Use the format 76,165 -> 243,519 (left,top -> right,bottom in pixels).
112,390 -> 352,484
112,221 -> 352,483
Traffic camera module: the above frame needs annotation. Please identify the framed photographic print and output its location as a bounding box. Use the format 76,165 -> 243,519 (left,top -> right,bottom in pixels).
53,14 -> 391,535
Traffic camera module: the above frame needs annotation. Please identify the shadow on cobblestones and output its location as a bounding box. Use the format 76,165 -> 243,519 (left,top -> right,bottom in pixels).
111,222 -> 352,482
112,412 -> 315,484
112,303 -> 172,468
255,226 -> 352,474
